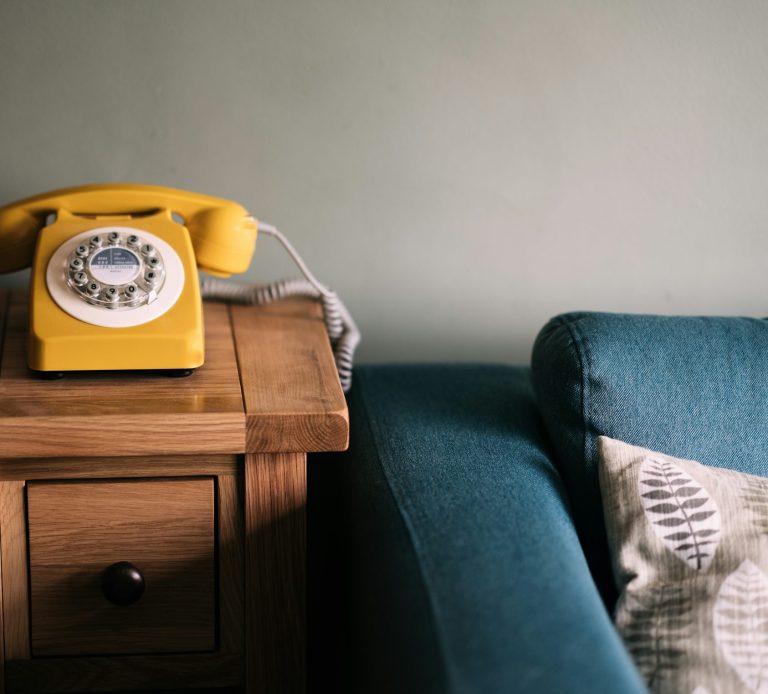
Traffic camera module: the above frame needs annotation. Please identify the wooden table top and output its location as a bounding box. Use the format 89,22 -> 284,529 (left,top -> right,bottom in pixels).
0,290 -> 348,459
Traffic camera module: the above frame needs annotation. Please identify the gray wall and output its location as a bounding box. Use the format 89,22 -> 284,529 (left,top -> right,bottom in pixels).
2,1 -> 767,363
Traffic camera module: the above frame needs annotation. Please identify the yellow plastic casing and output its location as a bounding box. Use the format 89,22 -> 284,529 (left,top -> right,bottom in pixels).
0,183 -> 258,373
28,210 -> 205,372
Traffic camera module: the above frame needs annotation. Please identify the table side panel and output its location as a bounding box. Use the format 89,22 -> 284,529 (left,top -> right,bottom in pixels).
0,483 -> 29,662
245,452 -> 306,693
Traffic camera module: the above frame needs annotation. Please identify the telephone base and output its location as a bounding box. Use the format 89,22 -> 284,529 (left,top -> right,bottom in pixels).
26,206 -> 205,375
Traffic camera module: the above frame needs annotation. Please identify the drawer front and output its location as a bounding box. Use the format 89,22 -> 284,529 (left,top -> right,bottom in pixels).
27,478 -> 216,656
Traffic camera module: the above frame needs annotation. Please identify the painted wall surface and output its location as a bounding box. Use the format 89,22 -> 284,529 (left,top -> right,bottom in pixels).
1,1 -> 767,362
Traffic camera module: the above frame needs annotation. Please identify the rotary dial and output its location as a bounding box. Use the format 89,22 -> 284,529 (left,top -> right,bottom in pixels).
66,231 -> 166,309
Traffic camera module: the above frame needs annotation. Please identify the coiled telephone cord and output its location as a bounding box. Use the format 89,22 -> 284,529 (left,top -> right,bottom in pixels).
199,223 -> 360,392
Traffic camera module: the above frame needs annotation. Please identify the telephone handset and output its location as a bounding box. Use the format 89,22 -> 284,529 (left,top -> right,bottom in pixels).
0,183 -> 358,388
0,183 -> 257,277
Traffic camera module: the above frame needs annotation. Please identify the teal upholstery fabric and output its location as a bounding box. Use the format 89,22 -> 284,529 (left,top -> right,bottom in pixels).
532,312 -> 768,603
321,364 -> 644,694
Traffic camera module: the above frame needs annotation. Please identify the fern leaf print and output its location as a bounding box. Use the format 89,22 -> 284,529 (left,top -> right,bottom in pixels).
620,584 -> 691,690
714,560 -> 768,693
639,457 -> 721,571
742,478 -> 768,533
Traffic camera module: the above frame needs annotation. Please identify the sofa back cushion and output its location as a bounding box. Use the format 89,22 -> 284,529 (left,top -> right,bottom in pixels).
531,311 -> 768,602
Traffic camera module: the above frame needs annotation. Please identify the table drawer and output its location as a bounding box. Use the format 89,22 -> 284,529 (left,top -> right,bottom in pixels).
26,477 -> 216,657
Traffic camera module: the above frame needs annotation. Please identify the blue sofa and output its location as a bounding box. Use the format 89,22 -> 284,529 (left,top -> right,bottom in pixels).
309,311 -> 768,693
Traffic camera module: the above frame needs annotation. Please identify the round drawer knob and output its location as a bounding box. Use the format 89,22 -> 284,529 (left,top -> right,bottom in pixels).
101,561 -> 145,606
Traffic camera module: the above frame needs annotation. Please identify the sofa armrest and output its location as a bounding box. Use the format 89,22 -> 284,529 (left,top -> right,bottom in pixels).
310,365 -> 645,694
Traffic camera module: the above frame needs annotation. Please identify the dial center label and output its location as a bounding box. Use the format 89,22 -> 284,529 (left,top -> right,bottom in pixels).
89,248 -> 141,285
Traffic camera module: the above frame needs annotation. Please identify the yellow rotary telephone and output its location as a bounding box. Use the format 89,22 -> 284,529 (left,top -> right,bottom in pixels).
0,183 -> 259,374
0,183 -> 359,386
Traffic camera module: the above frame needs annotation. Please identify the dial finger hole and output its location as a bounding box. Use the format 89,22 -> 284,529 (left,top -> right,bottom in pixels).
103,287 -> 120,302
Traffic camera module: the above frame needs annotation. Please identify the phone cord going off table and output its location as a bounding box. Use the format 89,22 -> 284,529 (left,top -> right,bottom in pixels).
200,223 -> 360,393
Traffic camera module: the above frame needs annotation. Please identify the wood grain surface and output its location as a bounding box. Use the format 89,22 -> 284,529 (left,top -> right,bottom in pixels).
0,454 -> 238,480
0,292 -> 10,693
218,473 -> 245,657
0,293 -> 349,457
27,478 -> 216,656
0,294 -> 245,458
0,482 -> 29,661
230,301 -> 349,453
245,452 -> 306,694
0,289 -> 343,691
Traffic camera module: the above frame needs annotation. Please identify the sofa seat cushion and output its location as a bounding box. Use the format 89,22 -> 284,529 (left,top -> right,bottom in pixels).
532,312 -> 768,603
318,364 -> 645,694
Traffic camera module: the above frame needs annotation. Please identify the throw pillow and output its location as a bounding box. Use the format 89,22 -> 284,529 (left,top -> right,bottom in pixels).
598,435 -> 768,694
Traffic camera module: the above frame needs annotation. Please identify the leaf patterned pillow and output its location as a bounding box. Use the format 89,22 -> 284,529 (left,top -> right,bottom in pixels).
598,435 -> 768,694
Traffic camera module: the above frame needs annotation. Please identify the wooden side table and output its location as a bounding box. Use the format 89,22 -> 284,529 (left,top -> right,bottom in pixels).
0,289 -> 349,693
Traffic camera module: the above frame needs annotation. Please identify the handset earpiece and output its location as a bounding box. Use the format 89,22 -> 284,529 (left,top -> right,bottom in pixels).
186,206 -> 257,277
